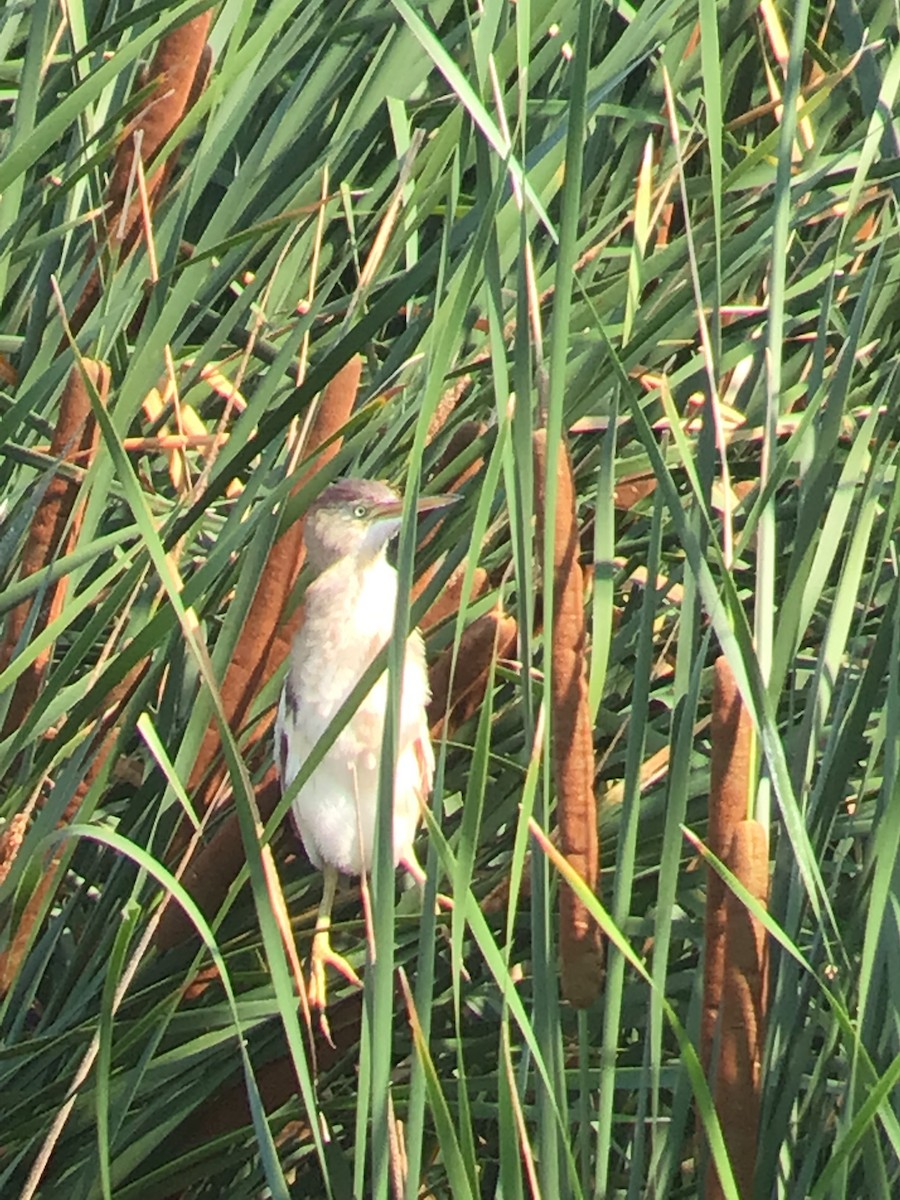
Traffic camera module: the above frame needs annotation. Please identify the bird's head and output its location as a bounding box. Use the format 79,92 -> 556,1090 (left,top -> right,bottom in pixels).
304,478 -> 456,573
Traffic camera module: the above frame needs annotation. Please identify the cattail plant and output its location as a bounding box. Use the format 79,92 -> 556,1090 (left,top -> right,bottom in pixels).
533,428 -> 602,1008
156,355 -> 363,949
69,13 -> 214,334
702,655 -> 769,1200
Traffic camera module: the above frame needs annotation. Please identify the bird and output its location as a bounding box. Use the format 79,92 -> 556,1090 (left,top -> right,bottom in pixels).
274,477 -> 456,1022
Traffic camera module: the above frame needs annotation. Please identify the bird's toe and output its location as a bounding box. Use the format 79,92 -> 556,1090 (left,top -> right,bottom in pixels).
308,930 -> 362,1008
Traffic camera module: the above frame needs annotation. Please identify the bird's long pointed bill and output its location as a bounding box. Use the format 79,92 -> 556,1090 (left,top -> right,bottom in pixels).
373,493 -> 460,520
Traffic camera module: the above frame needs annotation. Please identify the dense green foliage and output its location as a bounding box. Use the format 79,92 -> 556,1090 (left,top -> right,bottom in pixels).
1,0 -> 899,1196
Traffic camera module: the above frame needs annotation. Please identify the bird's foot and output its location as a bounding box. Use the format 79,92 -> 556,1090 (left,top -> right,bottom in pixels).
308,930 -> 362,1042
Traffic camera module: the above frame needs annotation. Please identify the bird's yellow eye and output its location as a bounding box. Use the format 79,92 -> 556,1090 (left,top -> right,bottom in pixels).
352,504 -> 368,519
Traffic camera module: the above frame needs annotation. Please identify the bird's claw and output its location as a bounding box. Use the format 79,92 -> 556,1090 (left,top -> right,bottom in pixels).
308,930 -> 362,1042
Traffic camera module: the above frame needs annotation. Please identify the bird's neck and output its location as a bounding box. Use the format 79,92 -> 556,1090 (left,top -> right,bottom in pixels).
306,550 -> 398,632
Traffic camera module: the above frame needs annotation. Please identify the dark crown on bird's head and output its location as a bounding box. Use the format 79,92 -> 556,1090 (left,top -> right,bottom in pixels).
313,478 -> 399,513
304,478 -> 402,573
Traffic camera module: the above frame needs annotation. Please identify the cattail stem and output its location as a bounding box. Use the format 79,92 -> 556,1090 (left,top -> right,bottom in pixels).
0,665 -> 144,993
1,360 -> 108,735
68,12 -> 214,335
428,611 -> 517,738
702,655 -> 768,1199
186,355 -> 362,817
533,429 -> 602,1007
702,656 -> 755,1067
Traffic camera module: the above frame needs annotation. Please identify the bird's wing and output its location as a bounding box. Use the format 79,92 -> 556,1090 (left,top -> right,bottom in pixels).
274,688 -> 289,786
403,628 -> 433,801
412,717 -> 435,804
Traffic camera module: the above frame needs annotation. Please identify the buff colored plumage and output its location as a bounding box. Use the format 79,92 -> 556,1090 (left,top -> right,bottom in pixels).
275,479 -> 454,1018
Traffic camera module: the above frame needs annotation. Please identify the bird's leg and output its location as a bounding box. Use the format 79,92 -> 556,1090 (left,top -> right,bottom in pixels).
308,864 -> 363,1028
400,849 -> 454,912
